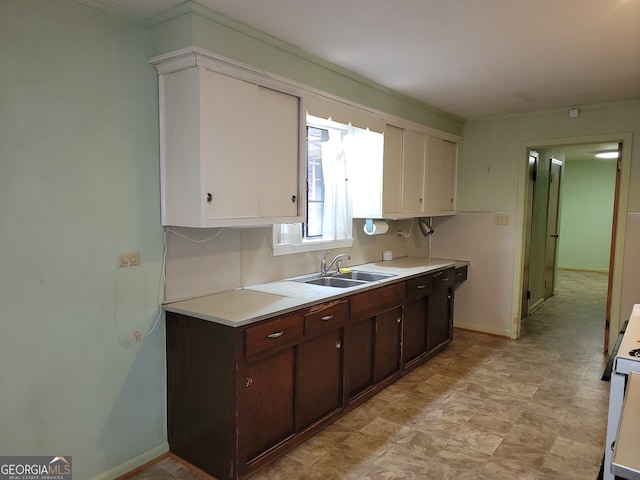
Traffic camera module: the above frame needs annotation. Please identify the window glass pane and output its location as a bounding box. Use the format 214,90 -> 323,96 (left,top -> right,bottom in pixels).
305,125 -> 326,238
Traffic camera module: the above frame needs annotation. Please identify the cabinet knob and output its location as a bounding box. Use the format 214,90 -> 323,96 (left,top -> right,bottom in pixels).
245,377 -> 252,387
335,340 -> 341,349
291,195 -> 296,203
206,193 -> 212,203
397,316 -> 401,323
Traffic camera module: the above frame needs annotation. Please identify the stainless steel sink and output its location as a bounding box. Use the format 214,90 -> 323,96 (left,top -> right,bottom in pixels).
301,276 -> 367,288
336,271 -> 396,282
293,270 -> 396,288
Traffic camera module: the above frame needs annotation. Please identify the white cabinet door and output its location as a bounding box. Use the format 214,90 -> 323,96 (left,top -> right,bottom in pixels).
159,67 -> 301,227
401,129 -> 426,215
353,125 -> 434,220
201,69 -> 260,220
425,136 -> 457,216
381,124 -> 403,216
257,87 -> 299,218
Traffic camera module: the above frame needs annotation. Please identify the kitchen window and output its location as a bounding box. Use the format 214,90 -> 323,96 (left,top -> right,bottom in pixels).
272,115 -> 355,255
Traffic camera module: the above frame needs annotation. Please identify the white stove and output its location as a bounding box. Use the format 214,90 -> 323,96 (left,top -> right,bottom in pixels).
604,304 -> 640,480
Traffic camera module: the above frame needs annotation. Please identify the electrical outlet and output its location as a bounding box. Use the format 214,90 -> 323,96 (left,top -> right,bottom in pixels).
118,252 -> 140,267
494,214 -> 511,226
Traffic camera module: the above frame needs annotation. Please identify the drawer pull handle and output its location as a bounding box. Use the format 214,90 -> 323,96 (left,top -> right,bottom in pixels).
268,331 -> 284,339
433,271 -> 443,277
321,315 -> 334,321
417,284 -> 426,289
441,277 -> 449,282
456,272 -> 463,277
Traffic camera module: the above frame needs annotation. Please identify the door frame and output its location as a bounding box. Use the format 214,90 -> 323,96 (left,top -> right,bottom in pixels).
511,133 -> 632,351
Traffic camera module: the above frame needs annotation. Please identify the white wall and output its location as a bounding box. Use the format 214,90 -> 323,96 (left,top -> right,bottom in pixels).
455,102 -> 640,343
164,219 -> 421,301
430,212 -> 517,337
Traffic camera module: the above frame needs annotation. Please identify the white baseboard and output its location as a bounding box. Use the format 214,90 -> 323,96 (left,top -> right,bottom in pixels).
453,321 -> 510,338
89,442 -> 169,480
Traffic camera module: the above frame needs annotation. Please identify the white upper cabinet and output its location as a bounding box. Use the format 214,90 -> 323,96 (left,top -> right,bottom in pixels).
425,136 -> 458,216
401,129 -> 427,215
352,123 -> 457,220
380,124 -> 403,215
155,56 -> 301,227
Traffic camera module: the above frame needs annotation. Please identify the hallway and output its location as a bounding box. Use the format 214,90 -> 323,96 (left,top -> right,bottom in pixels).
130,270 -> 610,479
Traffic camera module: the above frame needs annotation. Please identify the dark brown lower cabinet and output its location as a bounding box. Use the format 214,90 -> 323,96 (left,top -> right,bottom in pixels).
403,299 -> 427,363
296,329 -> 344,429
374,306 -> 402,382
345,317 -> 374,398
428,267 -> 455,351
165,267 -> 463,480
346,283 -> 405,402
241,348 -> 296,462
402,274 -> 433,364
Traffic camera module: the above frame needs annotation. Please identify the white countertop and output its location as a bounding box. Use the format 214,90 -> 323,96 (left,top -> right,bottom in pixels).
162,257 -> 467,327
614,304 -> 640,374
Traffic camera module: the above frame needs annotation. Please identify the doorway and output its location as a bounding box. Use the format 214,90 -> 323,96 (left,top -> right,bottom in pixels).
521,150 -> 565,317
518,140 -> 622,349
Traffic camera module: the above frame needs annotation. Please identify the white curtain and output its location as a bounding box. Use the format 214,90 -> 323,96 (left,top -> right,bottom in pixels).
277,222 -> 302,244
321,129 -> 349,240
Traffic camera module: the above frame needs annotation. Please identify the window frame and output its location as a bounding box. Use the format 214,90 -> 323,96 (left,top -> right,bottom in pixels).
272,115 -> 354,256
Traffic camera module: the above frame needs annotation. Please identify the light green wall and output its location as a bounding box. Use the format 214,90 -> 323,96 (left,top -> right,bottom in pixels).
557,159 -> 617,271
3,0 -> 637,476
459,101 -> 638,338
459,102 -> 640,213
149,2 -> 464,136
0,1 -> 165,478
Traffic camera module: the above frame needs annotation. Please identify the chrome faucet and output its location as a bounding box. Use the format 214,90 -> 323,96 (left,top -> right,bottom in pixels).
320,252 -> 351,276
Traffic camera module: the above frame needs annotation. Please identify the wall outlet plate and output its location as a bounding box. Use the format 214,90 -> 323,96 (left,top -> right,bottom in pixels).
118,252 -> 140,267
494,214 -> 511,226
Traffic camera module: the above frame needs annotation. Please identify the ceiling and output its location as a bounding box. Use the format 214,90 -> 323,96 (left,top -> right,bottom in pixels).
102,0 -> 640,119
561,143 -> 619,162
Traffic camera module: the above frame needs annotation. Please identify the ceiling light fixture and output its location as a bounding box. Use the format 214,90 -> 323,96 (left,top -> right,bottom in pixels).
595,151 -> 619,159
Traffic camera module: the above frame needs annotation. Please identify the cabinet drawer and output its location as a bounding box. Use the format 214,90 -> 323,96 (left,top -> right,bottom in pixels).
405,275 -> 433,301
432,267 -> 455,290
304,299 -> 349,336
245,312 -> 303,358
350,282 -> 406,320
455,265 -> 468,284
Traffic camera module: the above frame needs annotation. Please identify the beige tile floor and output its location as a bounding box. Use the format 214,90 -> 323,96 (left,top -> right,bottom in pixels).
129,270 -> 610,480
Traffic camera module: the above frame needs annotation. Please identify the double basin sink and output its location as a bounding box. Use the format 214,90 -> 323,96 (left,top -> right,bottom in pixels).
294,271 -> 396,288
